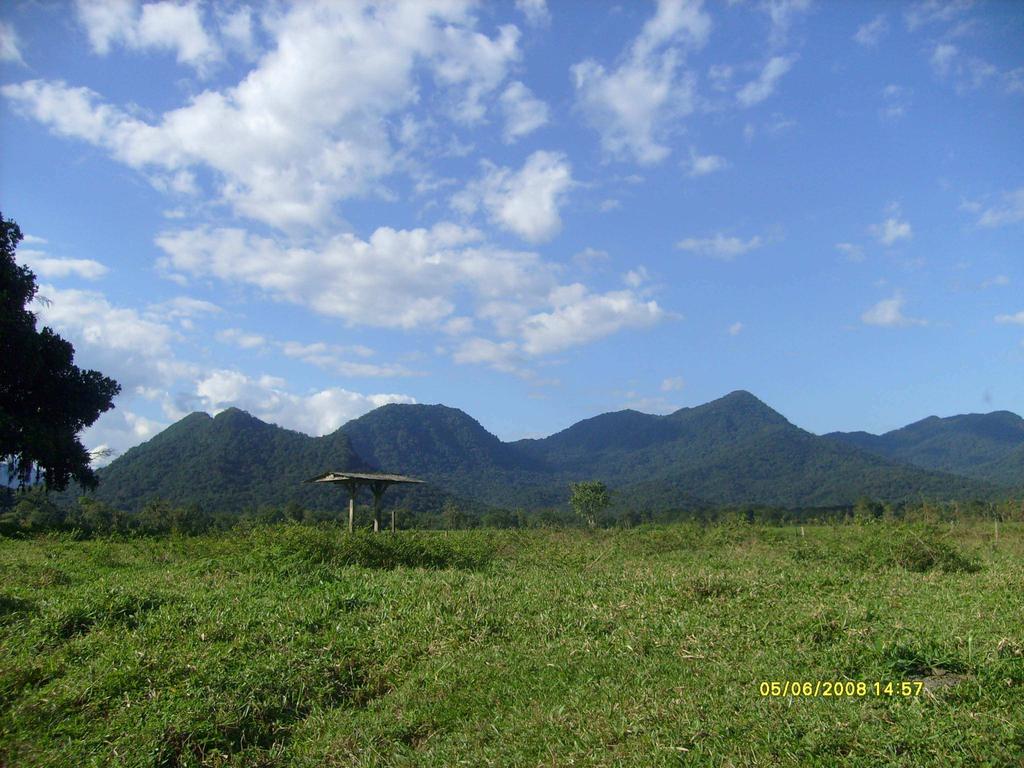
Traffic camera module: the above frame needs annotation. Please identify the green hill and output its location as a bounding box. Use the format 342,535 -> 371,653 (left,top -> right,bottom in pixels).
64,391 -> 1008,517
826,411 -> 1024,487
73,408 -> 367,513
514,391 -> 999,507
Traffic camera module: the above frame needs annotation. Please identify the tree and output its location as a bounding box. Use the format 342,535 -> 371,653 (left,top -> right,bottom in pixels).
0,212 -> 120,490
569,480 -> 609,529
441,498 -> 465,529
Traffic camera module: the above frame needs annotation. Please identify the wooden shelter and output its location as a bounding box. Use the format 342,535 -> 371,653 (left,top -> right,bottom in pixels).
306,471 -> 425,533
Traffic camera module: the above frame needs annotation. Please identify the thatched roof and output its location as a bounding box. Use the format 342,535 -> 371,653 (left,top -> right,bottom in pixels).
305,471 -> 425,485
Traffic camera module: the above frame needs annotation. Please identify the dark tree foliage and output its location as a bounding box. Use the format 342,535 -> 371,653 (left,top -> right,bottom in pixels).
570,480 -> 610,528
0,212 -> 120,490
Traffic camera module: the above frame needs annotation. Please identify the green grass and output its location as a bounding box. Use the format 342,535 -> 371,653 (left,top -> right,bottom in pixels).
1,522 -> 1022,767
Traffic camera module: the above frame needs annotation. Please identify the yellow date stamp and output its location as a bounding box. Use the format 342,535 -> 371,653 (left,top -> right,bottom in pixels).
759,681 -> 924,697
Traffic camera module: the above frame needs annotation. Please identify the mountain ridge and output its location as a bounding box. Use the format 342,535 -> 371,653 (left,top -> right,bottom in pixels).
62,391 -> 1015,515
826,409 -> 1024,487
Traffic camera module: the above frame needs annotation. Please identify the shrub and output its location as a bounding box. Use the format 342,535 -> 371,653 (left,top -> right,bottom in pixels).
855,525 -> 981,574
248,525 -> 496,574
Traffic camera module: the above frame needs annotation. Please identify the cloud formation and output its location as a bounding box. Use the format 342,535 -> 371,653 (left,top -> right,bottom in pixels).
572,0 -> 710,164
675,233 -> 763,260
0,20 -> 24,64
870,213 -> 913,245
193,369 -> 415,435
452,151 -> 573,243
861,294 -> 927,327
6,2 -> 524,229
499,81 -> 550,142
737,56 -> 796,107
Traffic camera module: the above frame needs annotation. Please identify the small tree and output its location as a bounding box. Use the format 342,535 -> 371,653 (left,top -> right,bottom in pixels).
570,480 -> 609,529
283,500 -> 305,523
441,498 -> 465,529
853,496 -> 883,525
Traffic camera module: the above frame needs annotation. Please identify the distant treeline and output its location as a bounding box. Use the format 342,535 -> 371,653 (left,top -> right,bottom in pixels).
1,487 -> 1022,538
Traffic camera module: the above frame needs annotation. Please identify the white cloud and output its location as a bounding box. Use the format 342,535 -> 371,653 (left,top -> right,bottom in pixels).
981,275 -> 1009,288
30,283 -> 194,391
452,337 -> 524,374
571,0 -> 710,164
1006,68 -> 1024,94
624,267 -> 651,288
515,0 -> 550,27
75,0 -> 221,73
82,409 -> 168,467
145,296 -> 221,326
442,316 -> 474,336
861,294 -> 927,327
452,151 -> 573,243
905,0 -> 976,31
870,212 -> 912,245
75,0 -> 136,54
519,283 -> 666,355
19,253 -> 108,280
978,188 -> 1024,228
931,43 -> 958,76
728,321 -> 744,335
432,22 -> 521,124
0,20 -> 24,64
835,242 -> 865,262
217,328 -> 267,350
762,0 -> 812,47
193,369 -> 415,436
853,15 -> 888,46
880,84 -> 910,120
675,233 -> 763,260
685,147 -> 727,176
7,2 -> 523,229
599,199 -> 621,212
995,311 -> 1024,325
928,43 -> 1005,93
155,222 -> 554,330
219,6 -> 256,58
499,81 -> 549,142
737,55 -> 796,107
451,283 -> 668,369
660,376 -> 685,392
279,340 -> 415,378
573,247 -> 610,269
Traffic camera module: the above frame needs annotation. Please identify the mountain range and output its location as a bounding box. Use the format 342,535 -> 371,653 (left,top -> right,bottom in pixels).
60,390 -> 1021,515
826,411 -> 1024,487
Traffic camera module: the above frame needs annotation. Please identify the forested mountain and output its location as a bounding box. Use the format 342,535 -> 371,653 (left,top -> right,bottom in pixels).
62,392 -> 1009,516
338,403 -> 563,507
826,411 -> 1024,487
338,391 -> 1000,508
72,408 -> 366,513
511,391 -> 999,506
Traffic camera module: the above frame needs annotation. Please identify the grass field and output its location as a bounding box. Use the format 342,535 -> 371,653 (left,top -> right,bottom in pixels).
1,522 -> 1022,767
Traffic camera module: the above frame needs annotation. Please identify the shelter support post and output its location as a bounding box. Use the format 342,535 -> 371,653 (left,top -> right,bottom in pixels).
347,481 -> 356,534
371,480 -> 389,533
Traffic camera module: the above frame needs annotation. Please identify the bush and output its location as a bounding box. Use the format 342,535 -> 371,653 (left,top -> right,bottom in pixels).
248,525 -> 496,573
854,525 -> 981,574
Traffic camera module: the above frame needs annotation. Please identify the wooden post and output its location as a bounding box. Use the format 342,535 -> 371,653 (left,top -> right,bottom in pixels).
371,481 -> 383,533
347,482 -> 355,534
391,507 -> 396,533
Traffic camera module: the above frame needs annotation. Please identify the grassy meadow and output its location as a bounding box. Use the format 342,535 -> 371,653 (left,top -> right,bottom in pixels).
1,522 -> 1022,767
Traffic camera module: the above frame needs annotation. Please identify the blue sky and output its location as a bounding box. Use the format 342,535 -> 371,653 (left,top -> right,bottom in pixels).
1,0 -> 1022,462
